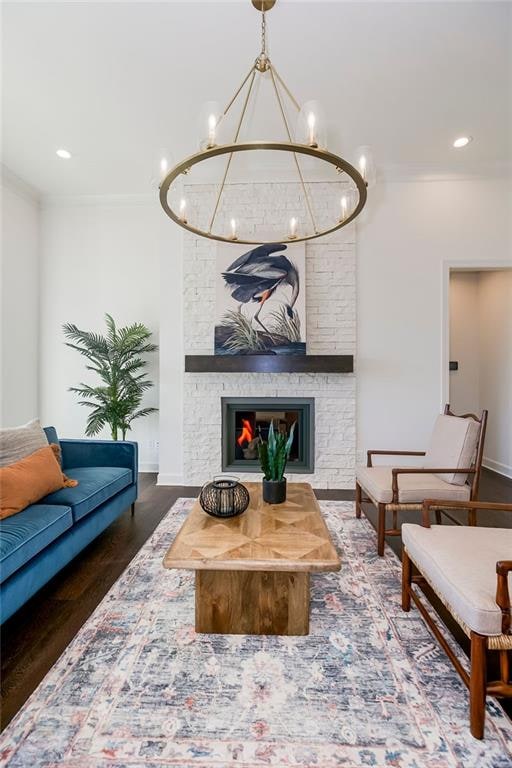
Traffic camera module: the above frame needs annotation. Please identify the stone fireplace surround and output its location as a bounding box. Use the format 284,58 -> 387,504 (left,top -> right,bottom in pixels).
183,181 -> 356,489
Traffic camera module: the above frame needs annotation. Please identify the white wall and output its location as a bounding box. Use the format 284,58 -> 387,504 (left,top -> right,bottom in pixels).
357,178 -> 511,463
478,270 -> 512,477
1,173 -> 40,426
33,177 -> 511,484
39,198 -> 181,471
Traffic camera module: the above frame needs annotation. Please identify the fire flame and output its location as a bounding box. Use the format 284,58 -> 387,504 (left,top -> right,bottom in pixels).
237,419 -> 253,447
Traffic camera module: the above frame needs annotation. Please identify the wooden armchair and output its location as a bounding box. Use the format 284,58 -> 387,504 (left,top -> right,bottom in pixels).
402,499 -> 512,739
355,405 -> 487,555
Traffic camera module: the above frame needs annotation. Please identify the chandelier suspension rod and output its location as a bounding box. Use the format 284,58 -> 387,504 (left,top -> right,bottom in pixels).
208,68 -> 257,233
271,65 -> 301,113
221,65 -> 256,120
268,64 -> 318,234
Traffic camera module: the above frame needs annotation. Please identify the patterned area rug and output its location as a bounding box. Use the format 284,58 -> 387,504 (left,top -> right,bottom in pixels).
1,499 -> 511,768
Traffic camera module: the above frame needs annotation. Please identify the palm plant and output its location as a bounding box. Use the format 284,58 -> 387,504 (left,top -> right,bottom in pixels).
258,420 -> 296,481
63,314 -> 158,440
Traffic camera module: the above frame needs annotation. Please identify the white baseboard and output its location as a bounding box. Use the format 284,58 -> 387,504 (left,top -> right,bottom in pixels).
139,463 -> 159,473
157,473 -> 185,486
483,457 -> 512,480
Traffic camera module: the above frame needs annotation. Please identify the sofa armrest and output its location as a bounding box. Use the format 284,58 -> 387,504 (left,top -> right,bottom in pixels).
60,439 -> 138,481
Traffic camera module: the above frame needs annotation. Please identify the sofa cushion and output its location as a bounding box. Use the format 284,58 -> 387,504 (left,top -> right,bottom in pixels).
402,523 -> 512,636
424,414 -> 480,485
0,419 -> 48,467
0,445 -> 74,520
42,466 -> 133,522
0,504 -> 73,583
356,465 -> 471,504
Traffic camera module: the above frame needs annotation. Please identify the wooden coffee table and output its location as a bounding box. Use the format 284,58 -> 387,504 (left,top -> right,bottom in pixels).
163,482 -> 340,636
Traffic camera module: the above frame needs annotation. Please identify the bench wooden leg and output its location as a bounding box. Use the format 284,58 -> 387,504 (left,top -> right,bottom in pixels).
402,549 -> 412,611
355,482 -> 362,518
500,650 -> 510,685
131,503 -> 135,517
377,503 -> 386,556
470,632 -> 487,739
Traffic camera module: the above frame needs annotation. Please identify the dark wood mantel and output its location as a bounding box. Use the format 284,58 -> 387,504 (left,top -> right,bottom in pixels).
185,355 -> 353,374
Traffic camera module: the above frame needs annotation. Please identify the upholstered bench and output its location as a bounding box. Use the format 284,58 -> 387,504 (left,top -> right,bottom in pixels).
401,499 -> 512,739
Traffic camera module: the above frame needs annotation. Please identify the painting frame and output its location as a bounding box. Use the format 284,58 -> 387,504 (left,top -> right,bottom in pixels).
215,242 -> 306,356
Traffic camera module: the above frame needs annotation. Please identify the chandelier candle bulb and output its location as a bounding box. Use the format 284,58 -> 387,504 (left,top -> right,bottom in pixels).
307,112 -> 317,147
179,198 -> 187,223
359,154 -> 367,183
288,216 -> 298,239
159,157 -> 169,182
207,114 -> 217,148
229,218 -> 238,240
340,195 -> 348,222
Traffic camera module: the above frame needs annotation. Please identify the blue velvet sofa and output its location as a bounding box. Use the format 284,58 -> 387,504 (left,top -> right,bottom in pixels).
0,427 -> 138,624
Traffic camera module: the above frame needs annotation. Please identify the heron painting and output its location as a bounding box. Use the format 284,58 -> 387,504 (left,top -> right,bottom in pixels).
215,242 -> 306,356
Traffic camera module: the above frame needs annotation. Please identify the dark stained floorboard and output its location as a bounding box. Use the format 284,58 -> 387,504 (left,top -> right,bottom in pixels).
1,470 -> 510,730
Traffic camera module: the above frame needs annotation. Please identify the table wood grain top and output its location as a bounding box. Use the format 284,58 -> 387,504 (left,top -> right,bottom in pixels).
163,482 -> 341,573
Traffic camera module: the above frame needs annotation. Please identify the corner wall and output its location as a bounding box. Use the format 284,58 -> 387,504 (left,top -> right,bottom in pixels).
38,198 -> 173,470
1,174 -> 40,426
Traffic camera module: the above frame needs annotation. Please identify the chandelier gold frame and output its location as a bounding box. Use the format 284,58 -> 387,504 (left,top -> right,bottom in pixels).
159,0 -> 368,244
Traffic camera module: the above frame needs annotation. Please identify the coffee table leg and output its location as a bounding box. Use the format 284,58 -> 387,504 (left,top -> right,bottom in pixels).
195,570 -> 310,635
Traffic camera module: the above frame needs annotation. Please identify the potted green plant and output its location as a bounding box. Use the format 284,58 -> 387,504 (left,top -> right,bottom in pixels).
257,420 -> 296,504
63,314 -> 158,441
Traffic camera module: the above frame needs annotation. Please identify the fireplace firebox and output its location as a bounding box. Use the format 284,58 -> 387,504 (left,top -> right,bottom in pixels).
222,397 -> 314,474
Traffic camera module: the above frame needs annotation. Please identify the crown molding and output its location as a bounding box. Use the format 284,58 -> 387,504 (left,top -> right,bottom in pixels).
378,161 -> 512,183
1,164 -> 41,205
42,192 -> 157,209
37,162 -> 512,208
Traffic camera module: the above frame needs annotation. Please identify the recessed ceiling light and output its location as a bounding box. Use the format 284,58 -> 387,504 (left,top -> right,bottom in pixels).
56,148 -> 72,159
453,136 -> 472,149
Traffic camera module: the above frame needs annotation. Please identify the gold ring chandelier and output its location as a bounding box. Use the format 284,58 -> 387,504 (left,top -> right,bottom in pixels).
159,0 -> 374,245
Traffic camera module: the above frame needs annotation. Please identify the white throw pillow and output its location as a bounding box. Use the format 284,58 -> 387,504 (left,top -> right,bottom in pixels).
0,419 -> 49,467
424,414 -> 480,486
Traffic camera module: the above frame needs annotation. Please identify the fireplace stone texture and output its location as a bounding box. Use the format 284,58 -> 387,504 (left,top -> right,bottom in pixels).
183,182 -> 356,489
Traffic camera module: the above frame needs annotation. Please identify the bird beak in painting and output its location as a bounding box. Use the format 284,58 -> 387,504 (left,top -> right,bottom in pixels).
286,305 -> 294,318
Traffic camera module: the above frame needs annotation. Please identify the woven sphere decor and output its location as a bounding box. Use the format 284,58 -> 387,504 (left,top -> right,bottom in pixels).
199,476 -> 250,519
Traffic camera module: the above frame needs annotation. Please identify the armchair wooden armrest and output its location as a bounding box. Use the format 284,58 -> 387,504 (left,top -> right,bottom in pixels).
496,561 -> 512,634
391,467 -> 476,503
421,499 -> 512,528
367,450 -> 425,467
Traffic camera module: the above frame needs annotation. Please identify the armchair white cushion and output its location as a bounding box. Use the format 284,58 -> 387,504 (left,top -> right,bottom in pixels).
355,466 -> 471,504
402,523 -> 512,636
424,414 -> 480,485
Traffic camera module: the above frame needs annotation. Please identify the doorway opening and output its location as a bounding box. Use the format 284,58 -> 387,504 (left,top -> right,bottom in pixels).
448,267 -> 512,479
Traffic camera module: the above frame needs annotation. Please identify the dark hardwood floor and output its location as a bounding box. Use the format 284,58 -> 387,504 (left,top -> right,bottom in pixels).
1,470 -> 510,730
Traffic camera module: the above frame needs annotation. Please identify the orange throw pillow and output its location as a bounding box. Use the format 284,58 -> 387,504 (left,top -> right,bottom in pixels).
0,444 -> 77,520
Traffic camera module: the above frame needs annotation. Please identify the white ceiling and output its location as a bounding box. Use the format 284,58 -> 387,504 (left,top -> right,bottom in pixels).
2,1 -> 511,197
